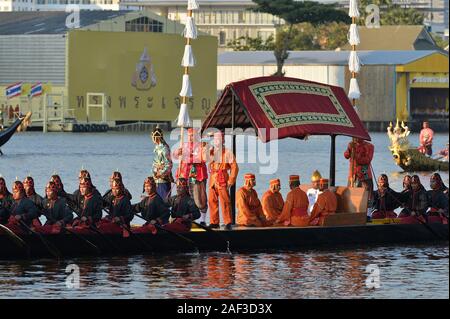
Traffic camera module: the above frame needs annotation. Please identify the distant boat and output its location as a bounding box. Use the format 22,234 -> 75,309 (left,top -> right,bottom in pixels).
0,112 -> 31,150
387,120 -> 448,172
392,148 -> 449,172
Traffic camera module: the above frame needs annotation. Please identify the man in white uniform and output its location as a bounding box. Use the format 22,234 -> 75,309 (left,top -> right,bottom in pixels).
307,170 -> 322,215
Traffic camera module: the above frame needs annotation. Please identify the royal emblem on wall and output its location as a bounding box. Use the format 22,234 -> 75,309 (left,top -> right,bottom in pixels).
131,47 -> 157,91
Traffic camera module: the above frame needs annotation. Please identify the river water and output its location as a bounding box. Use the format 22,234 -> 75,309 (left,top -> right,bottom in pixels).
0,131 -> 448,299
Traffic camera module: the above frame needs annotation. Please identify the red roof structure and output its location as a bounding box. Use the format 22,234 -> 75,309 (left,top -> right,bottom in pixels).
203,76 -> 370,142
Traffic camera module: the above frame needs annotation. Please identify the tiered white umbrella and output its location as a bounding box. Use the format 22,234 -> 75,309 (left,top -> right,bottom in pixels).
348,0 -> 361,108
348,0 -> 362,187
177,0 -> 199,140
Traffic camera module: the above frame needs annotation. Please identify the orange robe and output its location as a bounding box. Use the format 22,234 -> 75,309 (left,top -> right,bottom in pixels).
309,190 -> 337,226
261,190 -> 284,224
236,187 -> 267,227
208,147 -> 239,225
276,188 -> 309,227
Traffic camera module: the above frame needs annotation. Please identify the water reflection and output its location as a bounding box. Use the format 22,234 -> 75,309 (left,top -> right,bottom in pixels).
0,244 -> 448,299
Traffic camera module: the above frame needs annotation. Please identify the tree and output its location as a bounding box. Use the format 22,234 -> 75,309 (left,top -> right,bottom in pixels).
381,6 -> 424,25
252,0 -> 349,76
227,35 -> 275,51
359,0 -> 424,26
316,22 -> 349,50
431,33 -> 449,50
228,22 -> 349,52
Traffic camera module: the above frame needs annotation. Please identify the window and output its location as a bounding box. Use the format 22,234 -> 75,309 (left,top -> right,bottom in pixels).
238,11 -> 245,24
219,31 -> 226,46
257,31 -> 273,41
125,17 -> 164,33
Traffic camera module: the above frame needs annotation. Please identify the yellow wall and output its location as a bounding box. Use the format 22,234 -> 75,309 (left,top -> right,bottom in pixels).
395,73 -> 409,121
396,52 -> 449,73
395,52 -> 449,120
409,72 -> 449,88
67,30 -> 217,123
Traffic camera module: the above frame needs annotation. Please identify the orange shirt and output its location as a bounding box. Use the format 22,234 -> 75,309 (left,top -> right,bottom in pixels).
276,188 -> 309,227
208,147 -> 239,190
237,187 -> 267,227
310,190 -> 337,226
262,190 -> 284,224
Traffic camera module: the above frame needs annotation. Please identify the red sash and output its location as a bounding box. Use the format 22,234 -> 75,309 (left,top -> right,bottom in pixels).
292,207 -> 307,217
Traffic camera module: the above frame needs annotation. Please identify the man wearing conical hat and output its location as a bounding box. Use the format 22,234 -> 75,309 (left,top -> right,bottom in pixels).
261,178 -> 284,225
236,174 -> 268,227
307,170 -> 322,215
275,175 -> 309,227
66,169 -> 101,215
49,174 -> 67,198
0,177 -> 13,225
7,181 -> 40,227
103,171 -> 132,212
164,178 -> 201,233
133,176 -> 170,226
309,178 -> 337,226
23,176 -> 44,210
427,173 -> 448,218
103,178 -> 134,227
151,127 -> 174,200
72,177 -> 103,227
42,181 -> 73,228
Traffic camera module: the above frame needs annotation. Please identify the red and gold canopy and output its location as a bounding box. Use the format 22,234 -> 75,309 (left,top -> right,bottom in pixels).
203,76 -> 370,143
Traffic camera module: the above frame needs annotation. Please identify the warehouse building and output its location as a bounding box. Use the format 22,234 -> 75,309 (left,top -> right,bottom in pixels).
218,50 -> 449,131
0,11 -> 217,130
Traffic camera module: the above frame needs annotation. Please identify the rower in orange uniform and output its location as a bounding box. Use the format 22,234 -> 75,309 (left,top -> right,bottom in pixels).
261,178 -> 284,224
208,131 -> 239,230
275,175 -> 309,227
309,178 -> 337,226
236,174 -> 268,227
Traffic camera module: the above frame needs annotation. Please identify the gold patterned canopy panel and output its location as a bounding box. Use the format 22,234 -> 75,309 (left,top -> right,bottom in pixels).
203,76 -> 371,143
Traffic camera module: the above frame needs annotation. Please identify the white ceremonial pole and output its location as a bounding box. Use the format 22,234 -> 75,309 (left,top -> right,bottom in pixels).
348,0 -> 361,188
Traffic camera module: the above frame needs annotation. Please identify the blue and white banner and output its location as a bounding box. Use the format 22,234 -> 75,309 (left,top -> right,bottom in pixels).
30,82 -> 43,98
6,82 -> 23,99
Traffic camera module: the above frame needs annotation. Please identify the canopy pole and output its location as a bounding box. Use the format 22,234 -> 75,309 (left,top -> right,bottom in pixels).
231,91 -> 237,224
330,135 -> 336,187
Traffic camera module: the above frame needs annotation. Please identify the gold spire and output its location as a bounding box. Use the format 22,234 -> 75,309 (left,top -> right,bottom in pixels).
311,170 -> 322,182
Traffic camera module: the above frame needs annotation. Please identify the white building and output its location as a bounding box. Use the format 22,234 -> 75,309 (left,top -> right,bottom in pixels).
392,0 -> 448,36
119,0 -> 284,48
0,0 -> 120,12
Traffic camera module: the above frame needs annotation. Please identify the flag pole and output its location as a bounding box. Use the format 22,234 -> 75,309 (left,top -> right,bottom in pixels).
348,0 -> 361,187
177,0 -> 198,172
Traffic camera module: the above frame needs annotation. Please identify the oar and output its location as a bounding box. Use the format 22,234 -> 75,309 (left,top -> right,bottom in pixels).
133,213 -> 197,248
72,209 -> 122,254
64,226 -> 101,255
192,221 -> 231,253
117,219 -> 154,252
102,205 -> 156,250
19,220 -> 61,260
0,223 -> 29,255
